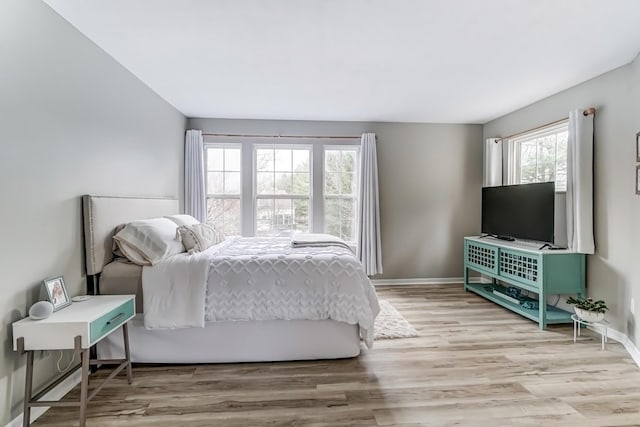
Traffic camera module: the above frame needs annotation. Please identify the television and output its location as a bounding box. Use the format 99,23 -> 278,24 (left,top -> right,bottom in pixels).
481,182 -> 555,243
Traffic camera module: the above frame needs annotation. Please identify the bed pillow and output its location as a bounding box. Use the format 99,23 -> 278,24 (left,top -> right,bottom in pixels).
114,240 -> 151,266
112,224 -> 127,258
176,223 -> 225,254
165,214 -> 201,227
112,223 -> 149,265
113,218 -> 184,265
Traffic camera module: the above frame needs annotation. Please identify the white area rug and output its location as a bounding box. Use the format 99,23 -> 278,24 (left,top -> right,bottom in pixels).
374,300 -> 419,340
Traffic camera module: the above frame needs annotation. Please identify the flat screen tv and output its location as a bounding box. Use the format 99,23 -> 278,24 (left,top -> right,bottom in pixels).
481,182 -> 555,243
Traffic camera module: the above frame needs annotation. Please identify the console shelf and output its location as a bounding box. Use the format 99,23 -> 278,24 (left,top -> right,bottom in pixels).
463,236 -> 586,329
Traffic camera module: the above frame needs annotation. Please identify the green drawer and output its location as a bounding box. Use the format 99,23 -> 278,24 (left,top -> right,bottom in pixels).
465,240 -> 499,275
90,299 -> 134,344
498,248 -> 541,288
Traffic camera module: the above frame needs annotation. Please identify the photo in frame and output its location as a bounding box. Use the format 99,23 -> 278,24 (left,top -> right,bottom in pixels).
43,276 -> 71,311
636,165 -> 640,196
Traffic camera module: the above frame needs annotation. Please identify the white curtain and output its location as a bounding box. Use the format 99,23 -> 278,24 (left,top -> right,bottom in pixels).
566,110 -> 595,253
357,133 -> 383,276
483,138 -> 503,187
185,130 -> 207,223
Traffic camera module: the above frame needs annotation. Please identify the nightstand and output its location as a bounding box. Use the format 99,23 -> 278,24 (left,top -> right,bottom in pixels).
13,295 -> 135,427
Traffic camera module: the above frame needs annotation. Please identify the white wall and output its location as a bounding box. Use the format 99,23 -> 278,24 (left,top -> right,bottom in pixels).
484,54 -> 640,346
0,0 -> 186,423
189,118 -> 484,280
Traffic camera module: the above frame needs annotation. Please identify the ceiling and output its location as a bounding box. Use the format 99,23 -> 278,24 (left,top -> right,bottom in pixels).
43,0 -> 640,124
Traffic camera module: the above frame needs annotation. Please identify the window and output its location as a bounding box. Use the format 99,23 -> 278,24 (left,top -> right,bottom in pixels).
507,122 -> 568,191
255,147 -> 311,236
205,145 -> 241,235
324,147 -> 359,243
204,139 -> 360,243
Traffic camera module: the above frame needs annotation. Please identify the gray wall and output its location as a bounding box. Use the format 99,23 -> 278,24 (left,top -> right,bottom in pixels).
484,54 -> 640,346
0,0 -> 186,423
189,118 -> 484,280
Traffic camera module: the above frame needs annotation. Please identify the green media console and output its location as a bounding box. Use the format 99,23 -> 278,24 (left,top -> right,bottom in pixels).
463,236 -> 585,329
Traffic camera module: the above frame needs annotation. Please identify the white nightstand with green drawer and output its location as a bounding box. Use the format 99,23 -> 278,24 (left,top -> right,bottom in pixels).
13,295 -> 135,427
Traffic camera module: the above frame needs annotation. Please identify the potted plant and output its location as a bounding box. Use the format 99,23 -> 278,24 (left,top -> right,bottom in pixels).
566,296 -> 608,323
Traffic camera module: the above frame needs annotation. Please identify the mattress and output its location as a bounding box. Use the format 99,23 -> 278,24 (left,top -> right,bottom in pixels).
100,259 -> 143,312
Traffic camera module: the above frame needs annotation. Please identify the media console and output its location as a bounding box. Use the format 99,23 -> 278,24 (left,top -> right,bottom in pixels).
463,236 -> 586,329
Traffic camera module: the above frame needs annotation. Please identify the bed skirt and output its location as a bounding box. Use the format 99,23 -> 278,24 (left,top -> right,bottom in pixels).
98,314 -> 361,363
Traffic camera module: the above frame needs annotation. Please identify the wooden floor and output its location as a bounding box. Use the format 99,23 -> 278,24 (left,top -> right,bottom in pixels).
35,285 -> 640,426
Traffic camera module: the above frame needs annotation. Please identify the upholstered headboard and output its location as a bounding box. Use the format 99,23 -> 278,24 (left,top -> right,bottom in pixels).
82,195 -> 179,276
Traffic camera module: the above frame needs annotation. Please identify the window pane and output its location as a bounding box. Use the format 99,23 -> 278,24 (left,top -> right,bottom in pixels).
206,198 -> 240,236
325,150 -> 341,173
342,151 -> 356,172
275,173 -> 292,194
274,199 -> 293,232
292,172 -> 309,195
207,171 -> 224,194
555,132 -> 568,191
225,149 -> 241,171
207,148 -> 223,171
341,199 -> 356,242
537,135 -> 556,182
222,199 -> 241,235
256,149 -> 273,172
292,150 -> 309,172
257,172 -> 274,194
293,199 -> 309,232
206,198 -> 224,227
256,198 -> 309,236
342,172 -> 356,195
325,172 -> 340,195
519,141 -> 537,184
275,149 -> 292,171
324,199 -> 341,238
224,171 -> 240,194
256,199 -> 274,235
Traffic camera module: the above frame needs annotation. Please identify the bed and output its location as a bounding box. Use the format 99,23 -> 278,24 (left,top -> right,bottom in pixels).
81,195 -> 379,363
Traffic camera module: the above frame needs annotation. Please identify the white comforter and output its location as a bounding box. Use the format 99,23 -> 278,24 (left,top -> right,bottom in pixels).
142,236 -> 380,347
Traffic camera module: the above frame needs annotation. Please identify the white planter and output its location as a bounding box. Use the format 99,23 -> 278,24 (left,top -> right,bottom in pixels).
574,307 -> 605,323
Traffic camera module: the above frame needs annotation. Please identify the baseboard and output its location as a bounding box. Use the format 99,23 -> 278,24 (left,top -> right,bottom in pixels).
6,368 -> 81,427
372,277 -> 489,286
588,326 -> 640,368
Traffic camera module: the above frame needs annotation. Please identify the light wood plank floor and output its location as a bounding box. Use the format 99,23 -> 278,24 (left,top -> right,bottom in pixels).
35,285 -> 640,426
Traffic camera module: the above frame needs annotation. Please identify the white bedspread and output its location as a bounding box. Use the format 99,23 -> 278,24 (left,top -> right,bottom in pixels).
142,236 -> 380,347
291,233 -> 354,252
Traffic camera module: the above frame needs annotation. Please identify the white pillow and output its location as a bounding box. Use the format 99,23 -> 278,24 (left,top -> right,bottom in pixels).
114,240 -> 151,266
113,218 -> 184,265
165,214 -> 201,227
176,224 -> 225,254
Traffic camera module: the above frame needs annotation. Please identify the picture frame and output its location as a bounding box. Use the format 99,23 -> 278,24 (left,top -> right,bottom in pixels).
43,276 -> 71,311
636,165 -> 640,196
636,132 -> 640,163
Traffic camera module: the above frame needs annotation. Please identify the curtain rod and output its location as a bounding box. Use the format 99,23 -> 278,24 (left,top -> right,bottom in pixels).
494,107 -> 596,142
202,132 -> 361,140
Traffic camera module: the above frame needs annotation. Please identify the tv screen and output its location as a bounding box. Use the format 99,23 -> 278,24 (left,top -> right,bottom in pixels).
481,182 -> 555,243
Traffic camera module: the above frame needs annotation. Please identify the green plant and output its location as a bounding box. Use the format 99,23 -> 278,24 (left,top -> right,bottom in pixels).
566,296 -> 608,313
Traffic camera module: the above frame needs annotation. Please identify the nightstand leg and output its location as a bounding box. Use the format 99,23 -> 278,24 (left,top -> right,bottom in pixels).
79,348 -> 90,427
122,323 -> 133,384
22,350 -> 34,427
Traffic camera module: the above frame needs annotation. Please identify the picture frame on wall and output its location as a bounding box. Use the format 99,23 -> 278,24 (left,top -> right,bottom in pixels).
636,165 -> 640,196
43,275 -> 72,311
637,131 -> 640,162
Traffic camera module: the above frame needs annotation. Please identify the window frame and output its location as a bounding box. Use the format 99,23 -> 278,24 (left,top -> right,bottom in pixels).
323,145 -> 360,244
203,136 -> 360,241
253,144 -> 314,237
203,142 -> 243,235
507,121 -> 568,192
